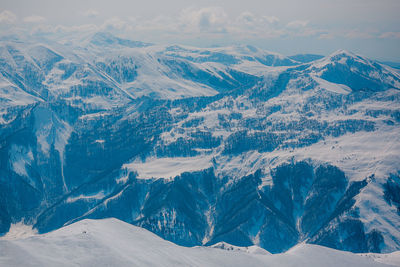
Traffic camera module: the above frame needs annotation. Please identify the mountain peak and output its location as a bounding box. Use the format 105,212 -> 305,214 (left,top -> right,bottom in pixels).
310,49 -> 369,68
307,49 -> 400,92
324,49 -> 369,64
329,49 -> 355,57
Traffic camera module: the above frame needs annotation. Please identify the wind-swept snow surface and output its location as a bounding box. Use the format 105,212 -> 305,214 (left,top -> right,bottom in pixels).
0,218 -> 397,267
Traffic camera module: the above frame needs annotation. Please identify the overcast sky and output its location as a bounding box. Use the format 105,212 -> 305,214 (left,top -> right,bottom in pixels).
1,0 -> 399,61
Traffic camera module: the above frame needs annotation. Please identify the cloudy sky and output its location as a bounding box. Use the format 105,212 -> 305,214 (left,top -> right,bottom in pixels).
1,0 -> 399,61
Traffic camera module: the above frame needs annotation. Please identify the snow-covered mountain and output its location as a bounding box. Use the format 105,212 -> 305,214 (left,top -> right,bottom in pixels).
1,32 -> 400,255
0,218 -> 398,267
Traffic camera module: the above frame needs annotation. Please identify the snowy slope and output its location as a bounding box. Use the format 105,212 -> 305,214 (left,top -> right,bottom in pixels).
0,218 -> 396,267
0,36 -> 267,103
1,32 -> 400,256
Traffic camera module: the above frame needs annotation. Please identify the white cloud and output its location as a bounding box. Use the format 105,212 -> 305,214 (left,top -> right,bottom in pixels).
180,7 -> 228,33
83,9 -> 99,18
127,7 -> 308,40
134,15 -> 178,32
262,16 -> 279,25
282,20 -> 323,38
0,10 -> 17,24
379,32 -> 400,39
286,20 -> 308,29
14,5 -> 396,53
237,11 -> 256,25
236,12 -> 280,29
345,30 -> 374,39
23,15 -> 46,23
55,24 -> 99,33
101,17 -> 128,31
228,12 -> 283,38
31,23 -> 98,35
318,33 -> 334,39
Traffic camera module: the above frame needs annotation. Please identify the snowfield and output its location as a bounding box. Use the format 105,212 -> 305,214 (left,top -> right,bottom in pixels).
122,155 -> 214,179
0,218 -> 398,267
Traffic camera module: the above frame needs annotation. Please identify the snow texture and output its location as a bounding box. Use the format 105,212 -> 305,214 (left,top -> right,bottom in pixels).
0,218 -> 396,267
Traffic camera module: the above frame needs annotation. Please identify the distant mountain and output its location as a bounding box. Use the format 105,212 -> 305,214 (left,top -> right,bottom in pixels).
89,32 -> 153,48
1,32 -> 400,255
289,54 -> 324,63
0,218 -> 396,266
163,44 -> 300,66
380,61 -> 400,70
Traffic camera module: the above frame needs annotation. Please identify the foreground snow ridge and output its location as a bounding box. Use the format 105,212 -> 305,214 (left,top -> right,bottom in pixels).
0,218 -> 397,267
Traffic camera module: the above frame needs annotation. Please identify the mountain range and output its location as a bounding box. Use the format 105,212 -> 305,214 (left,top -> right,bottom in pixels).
1,32 -> 400,254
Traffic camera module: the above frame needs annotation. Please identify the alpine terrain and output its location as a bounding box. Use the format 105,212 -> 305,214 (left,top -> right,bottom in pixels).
1,32 -> 400,258
1,218 -> 399,266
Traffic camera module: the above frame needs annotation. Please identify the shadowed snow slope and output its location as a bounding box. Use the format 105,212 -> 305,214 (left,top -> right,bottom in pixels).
0,218 -> 397,267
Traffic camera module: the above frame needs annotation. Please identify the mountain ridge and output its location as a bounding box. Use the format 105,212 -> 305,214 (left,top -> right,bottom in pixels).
1,218 -> 396,267
1,32 -> 400,254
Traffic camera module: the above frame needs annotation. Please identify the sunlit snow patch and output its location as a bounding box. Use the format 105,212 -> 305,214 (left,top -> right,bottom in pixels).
313,76 -> 352,94
0,222 -> 37,240
122,155 -> 214,179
